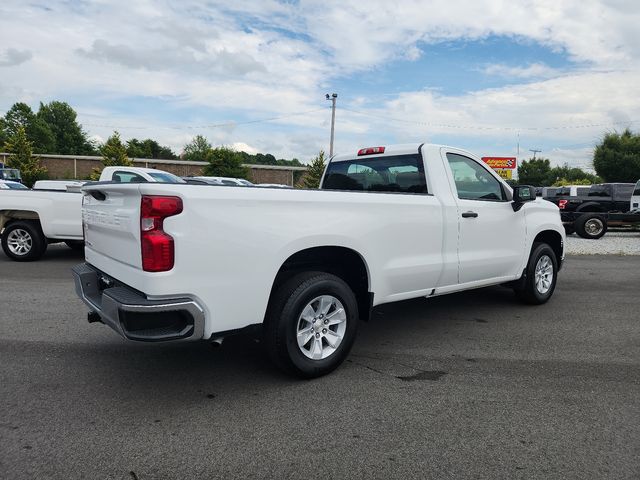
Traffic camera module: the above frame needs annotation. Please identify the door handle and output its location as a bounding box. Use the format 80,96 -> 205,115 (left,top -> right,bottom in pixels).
461,211 -> 478,218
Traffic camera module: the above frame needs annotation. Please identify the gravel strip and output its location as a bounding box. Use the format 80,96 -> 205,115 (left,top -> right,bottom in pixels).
565,231 -> 640,255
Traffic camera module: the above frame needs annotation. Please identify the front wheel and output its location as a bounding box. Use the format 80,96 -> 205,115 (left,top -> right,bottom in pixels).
514,243 -> 558,305
1,221 -> 47,261
264,271 -> 359,378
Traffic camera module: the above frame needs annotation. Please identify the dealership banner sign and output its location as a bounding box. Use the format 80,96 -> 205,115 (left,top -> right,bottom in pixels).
481,156 -> 516,180
481,157 -> 517,169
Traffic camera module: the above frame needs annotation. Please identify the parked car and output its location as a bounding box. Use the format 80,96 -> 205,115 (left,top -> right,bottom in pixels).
256,183 -> 293,188
631,180 -> 640,212
549,182 -> 640,239
0,180 -> 29,190
0,167 -> 182,261
180,177 -> 232,186
547,183 -> 635,214
552,185 -> 591,197
0,167 -> 22,183
99,166 -> 185,184
0,183 -> 84,260
32,180 -> 86,191
73,143 -> 565,378
192,176 -> 253,186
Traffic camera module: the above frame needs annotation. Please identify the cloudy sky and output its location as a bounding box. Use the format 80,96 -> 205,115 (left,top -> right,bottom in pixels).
1,0 -> 639,168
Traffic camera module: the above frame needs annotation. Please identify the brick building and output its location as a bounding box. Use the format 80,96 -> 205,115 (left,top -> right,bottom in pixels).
0,153 -> 307,186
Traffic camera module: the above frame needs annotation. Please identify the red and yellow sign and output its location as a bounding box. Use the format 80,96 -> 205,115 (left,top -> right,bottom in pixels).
481,157 -> 517,169
495,169 -> 512,180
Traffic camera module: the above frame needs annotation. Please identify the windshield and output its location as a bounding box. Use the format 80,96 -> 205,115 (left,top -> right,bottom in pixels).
6,182 -> 28,190
148,172 -> 185,183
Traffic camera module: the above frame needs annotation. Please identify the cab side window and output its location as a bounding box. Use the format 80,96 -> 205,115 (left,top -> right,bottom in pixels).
446,153 -> 506,201
113,171 -> 147,183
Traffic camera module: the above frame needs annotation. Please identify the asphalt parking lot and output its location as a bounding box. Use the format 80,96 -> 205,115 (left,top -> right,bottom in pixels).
1,244 -> 639,480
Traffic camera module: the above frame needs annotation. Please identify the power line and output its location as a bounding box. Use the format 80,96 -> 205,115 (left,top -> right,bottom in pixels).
339,106 -> 639,132
49,102 -> 640,134
80,107 -> 328,130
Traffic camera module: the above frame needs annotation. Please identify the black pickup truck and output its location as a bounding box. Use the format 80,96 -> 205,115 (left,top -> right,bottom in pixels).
544,183 -> 636,239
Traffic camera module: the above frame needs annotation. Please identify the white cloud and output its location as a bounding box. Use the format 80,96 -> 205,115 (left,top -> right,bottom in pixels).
0,0 -> 638,166
231,142 -> 259,154
482,63 -> 561,80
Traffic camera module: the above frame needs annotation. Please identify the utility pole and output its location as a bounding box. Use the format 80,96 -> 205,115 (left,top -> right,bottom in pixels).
325,93 -> 338,157
529,148 -> 541,159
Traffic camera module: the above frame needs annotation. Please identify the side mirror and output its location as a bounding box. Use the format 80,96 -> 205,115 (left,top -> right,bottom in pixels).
512,185 -> 536,212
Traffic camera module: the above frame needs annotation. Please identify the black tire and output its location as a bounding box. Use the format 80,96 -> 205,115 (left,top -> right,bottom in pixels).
65,240 -> 85,251
1,220 -> 47,261
575,214 -> 607,239
263,271 -> 359,378
563,224 -> 575,235
514,242 -> 558,305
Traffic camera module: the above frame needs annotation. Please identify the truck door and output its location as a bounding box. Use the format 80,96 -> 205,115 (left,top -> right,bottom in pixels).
443,151 -> 527,284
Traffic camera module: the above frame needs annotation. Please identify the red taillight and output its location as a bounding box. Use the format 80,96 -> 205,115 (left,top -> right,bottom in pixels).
141,195 -> 183,272
357,146 -> 385,156
558,199 -> 568,209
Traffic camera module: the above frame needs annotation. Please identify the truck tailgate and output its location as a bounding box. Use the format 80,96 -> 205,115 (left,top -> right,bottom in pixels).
82,184 -> 142,269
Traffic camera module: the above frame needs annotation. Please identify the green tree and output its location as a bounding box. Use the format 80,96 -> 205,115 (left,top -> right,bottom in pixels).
301,150 -> 326,189
101,131 -> 133,167
238,150 -> 303,167
182,135 -> 211,161
90,131 -> 132,180
3,126 -> 48,187
37,101 -> 94,155
126,138 -> 176,159
593,129 -> 640,183
203,146 -> 249,179
2,102 -> 55,153
517,158 -> 552,186
0,117 -> 7,148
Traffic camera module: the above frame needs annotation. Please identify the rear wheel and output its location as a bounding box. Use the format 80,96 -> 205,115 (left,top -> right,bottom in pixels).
264,271 -> 359,378
575,214 -> 607,239
1,221 -> 47,261
514,242 -> 558,305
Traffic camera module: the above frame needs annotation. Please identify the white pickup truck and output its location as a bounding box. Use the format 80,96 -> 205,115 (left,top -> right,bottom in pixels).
73,144 -> 565,377
0,167 -> 184,261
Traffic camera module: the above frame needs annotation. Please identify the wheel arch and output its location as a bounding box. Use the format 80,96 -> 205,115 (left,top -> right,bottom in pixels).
532,229 -> 564,270
576,202 -> 604,212
0,210 -> 42,233
269,246 -> 372,321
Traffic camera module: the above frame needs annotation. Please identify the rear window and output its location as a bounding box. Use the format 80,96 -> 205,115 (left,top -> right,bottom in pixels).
113,171 -> 147,183
588,184 -> 612,197
322,154 -> 427,193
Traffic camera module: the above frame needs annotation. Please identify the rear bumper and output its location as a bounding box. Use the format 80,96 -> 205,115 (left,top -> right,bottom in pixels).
72,262 -> 205,342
